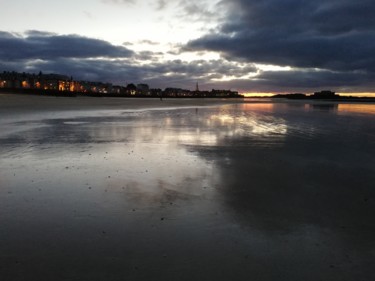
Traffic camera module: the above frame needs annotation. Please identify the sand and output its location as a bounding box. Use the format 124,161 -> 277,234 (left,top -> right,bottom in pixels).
0,93 -> 374,280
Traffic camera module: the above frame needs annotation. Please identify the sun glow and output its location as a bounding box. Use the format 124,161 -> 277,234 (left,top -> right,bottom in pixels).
242,93 -> 275,97
338,93 -> 375,98
256,64 -> 293,71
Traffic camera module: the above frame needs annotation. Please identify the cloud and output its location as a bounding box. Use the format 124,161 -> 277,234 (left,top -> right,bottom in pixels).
138,40 -> 160,46
0,33 -> 258,90
2,51 -> 373,93
199,68 -> 375,94
251,69 -> 375,92
102,0 -> 169,11
102,0 -> 135,5
0,31 -> 134,60
156,0 -> 168,10
176,0 -> 223,23
134,50 -> 164,61
24,30 -> 57,37
2,23 -> 375,93
0,30 -> 258,87
186,0 -> 375,73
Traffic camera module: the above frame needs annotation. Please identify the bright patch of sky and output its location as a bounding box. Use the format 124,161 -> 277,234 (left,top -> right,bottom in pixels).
257,65 -> 293,72
1,0 -> 222,54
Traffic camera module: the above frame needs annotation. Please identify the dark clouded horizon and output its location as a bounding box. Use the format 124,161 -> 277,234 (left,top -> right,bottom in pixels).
1,0 -> 375,94
187,0 -> 375,72
0,31 -> 134,61
185,0 -> 375,93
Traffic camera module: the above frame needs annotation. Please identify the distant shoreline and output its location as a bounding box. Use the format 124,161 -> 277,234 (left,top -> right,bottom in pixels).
0,87 -> 244,99
0,91 -> 247,114
2,88 -> 375,103
270,93 -> 375,102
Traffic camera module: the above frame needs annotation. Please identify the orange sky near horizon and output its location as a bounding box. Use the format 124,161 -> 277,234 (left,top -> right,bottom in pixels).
243,92 -> 375,98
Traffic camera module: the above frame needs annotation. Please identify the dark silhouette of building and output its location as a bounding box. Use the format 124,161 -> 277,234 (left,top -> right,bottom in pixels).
0,70 -> 243,98
313,90 -> 336,98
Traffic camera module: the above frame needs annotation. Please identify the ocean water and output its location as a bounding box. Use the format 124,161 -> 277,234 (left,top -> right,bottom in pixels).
0,98 -> 374,280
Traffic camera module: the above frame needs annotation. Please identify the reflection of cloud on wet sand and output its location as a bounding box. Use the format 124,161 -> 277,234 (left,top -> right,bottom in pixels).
0,104 -> 289,147
189,104 -> 375,280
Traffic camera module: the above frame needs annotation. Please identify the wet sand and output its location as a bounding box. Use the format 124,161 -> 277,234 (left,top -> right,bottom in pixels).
0,92 -> 245,112
0,93 -> 374,280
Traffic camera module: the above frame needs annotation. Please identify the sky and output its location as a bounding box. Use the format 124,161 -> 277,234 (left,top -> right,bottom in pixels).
1,0 -> 375,95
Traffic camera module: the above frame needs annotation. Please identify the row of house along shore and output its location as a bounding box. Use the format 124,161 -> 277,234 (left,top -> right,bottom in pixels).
0,71 -> 112,93
0,71 -> 242,98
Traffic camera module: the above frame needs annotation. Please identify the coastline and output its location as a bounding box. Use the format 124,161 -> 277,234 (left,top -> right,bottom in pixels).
0,86 -> 244,99
0,91 -> 246,117
271,93 -> 375,102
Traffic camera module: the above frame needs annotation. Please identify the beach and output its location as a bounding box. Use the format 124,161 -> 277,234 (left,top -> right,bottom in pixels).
1,93 -> 374,281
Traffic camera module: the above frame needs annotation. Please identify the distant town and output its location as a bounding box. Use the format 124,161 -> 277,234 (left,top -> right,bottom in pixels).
272,91 -> 375,101
0,71 -> 242,98
273,91 -> 338,99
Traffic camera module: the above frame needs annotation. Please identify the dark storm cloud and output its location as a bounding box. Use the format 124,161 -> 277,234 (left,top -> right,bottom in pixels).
252,69 -> 375,92
133,59 -> 256,88
0,31 -> 133,61
24,30 -> 57,37
30,58 -> 139,83
136,59 -> 258,89
1,30 -> 257,89
256,70 -> 369,89
153,59 -> 256,77
1,40 -> 257,89
0,28 -> 256,88
134,50 -> 164,61
202,69 -> 375,93
186,0 -> 375,73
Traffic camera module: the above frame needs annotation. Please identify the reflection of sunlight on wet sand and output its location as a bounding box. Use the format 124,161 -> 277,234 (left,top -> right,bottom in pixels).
209,113 -> 287,137
242,103 -> 276,112
167,133 -> 218,146
338,104 -> 375,115
0,103 -> 290,206
207,104 -> 287,140
86,105 -> 288,147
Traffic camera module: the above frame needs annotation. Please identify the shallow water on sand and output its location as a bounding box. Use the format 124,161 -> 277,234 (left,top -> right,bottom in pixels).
1,98 -> 374,281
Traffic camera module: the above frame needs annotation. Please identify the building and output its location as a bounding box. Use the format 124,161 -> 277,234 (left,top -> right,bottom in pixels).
1,70 -> 244,98
137,84 -> 150,96
313,90 -> 336,98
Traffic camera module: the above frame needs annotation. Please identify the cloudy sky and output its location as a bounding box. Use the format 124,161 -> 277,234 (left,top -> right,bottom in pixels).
1,0 -> 375,95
